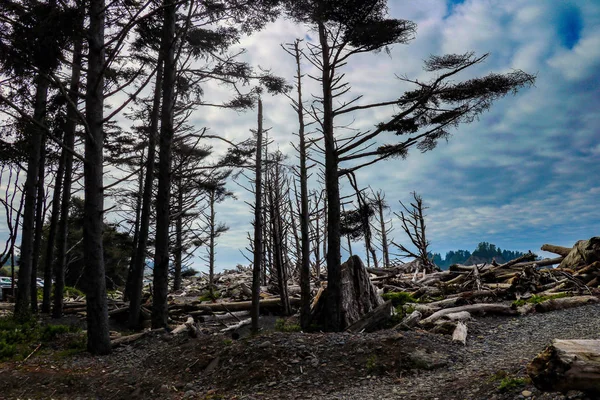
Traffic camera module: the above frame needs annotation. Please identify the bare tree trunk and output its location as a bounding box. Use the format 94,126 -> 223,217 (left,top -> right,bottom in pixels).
251,99 -> 264,333
127,57 -> 162,329
42,145 -> 64,313
285,39 -> 312,328
208,188 -> 216,298
269,177 -> 290,316
53,23 -> 83,318
123,150 -> 145,301
15,75 -> 48,321
152,0 -> 177,329
317,21 -> 343,331
375,191 -> 390,268
173,178 -> 183,291
31,141 -> 46,313
84,0 -> 111,354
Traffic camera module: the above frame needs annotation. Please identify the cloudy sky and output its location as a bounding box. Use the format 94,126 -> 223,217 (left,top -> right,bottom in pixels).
186,0 -> 600,272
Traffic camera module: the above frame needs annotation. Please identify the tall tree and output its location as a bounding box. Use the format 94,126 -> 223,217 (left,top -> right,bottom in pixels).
251,98 -> 264,333
285,0 -> 534,330
83,0 -> 111,354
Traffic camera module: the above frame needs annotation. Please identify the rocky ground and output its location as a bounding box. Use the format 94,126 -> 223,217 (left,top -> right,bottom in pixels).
2,303 -> 600,400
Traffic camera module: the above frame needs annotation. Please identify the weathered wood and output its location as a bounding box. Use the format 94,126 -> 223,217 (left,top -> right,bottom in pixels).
172,316 -> 195,335
346,300 -> 393,333
452,322 -> 467,345
395,310 -> 422,330
180,297 -> 302,314
221,318 -> 251,332
312,256 -> 384,330
111,331 -> 150,348
443,311 -> 472,322
534,295 -> 599,313
420,303 -> 516,327
425,297 -> 468,309
559,237 -> 600,270
528,339 -> 600,394
541,244 -> 572,257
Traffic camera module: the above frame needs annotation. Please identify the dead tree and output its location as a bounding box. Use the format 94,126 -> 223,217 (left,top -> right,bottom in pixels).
372,189 -> 392,268
392,192 -> 435,272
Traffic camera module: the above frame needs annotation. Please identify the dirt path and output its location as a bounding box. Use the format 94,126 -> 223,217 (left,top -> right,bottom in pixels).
1,304 -> 599,399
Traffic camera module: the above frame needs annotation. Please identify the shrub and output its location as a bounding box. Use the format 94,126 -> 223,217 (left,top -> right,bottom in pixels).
381,291 -> 417,307
274,318 -> 301,332
512,292 -> 570,308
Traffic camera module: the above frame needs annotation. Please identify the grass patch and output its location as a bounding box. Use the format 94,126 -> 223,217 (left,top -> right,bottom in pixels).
512,292 -> 570,308
0,316 -> 81,361
274,318 -> 301,333
498,376 -> 530,391
198,290 -> 220,302
64,286 -> 84,298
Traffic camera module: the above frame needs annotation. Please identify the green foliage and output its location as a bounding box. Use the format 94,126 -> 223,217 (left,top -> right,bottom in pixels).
512,293 -> 570,307
64,286 -> 84,298
0,316 -> 81,361
222,339 -> 233,346
274,318 -> 301,332
198,290 -> 220,302
382,291 -> 417,307
366,355 -> 378,373
498,376 -> 530,391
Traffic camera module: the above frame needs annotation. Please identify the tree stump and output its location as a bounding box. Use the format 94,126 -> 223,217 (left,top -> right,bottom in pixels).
528,339 -> 600,394
311,255 -> 383,330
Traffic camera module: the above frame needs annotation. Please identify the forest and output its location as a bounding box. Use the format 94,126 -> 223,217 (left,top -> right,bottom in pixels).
3,0 -> 600,398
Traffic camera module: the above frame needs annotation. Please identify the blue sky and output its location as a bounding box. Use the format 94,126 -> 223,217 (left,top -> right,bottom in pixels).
1,0 -> 597,274
186,0 -> 600,272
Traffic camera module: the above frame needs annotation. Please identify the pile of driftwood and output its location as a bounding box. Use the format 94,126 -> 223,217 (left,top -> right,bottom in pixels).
370,237 -> 600,346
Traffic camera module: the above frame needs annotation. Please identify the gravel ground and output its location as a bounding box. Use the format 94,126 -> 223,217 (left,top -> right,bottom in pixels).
323,303 -> 600,400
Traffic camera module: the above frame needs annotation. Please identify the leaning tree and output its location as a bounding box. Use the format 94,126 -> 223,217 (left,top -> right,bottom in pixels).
284,0 -> 535,331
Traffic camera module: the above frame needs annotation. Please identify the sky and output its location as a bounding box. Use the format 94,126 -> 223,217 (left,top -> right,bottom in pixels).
1,0 -> 598,274
184,0 -> 600,273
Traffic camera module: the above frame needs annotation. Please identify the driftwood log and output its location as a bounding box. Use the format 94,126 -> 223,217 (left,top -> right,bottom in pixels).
534,295 -> 599,313
559,237 -> 600,269
420,303 -> 516,327
452,322 -> 468,345
346,300 -> 393,333
528,339 -> 600,394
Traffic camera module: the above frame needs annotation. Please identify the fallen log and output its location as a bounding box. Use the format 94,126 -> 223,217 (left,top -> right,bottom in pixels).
346,300 -> 393,333
534,295 -> 599,313
182,297 -> 302,314
221,318 -> 251,333
395,310 -> 422,330
528,339 -> 600,394
172,316 -> 195,335
559,237 -> 600,269
541,244 -> 572,257
452,322 -> 467,345
420,303 -> 516,327
111,331 -> 150,348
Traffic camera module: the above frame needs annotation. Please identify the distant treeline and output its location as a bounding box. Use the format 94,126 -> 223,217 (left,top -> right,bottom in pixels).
431,242 -> 526,269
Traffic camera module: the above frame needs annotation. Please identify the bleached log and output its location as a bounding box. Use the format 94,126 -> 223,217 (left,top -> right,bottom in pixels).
183,297 -> 301,314
403,303 -> 440,318
172,316 -> 195,335
443,311 -> 472,322
196,311 -> 250,322
534,295 -> 599,313
221,318 -> 251,332
559,237 -> 600,269
452,322 -> 468,345
425,297 -> 467,309
528,339 -> 600,394
420,303 -> 516,327
541,244 -> 572,257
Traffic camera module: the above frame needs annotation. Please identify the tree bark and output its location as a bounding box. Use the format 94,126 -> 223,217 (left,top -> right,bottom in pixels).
53,22 -> 83,318
31,139 -> 47,313
15,75 -> 48,321
528,339 -> 600,394
292,39 -> 312,330
251,98 -> 263,333
152,0 -> 177,329
173,178 -> 183,292
84,0 -> 111,355
42,141 -> 64,313
318,21 -> 342,332
208,188 -> 216,298
127,57 -> 162,329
